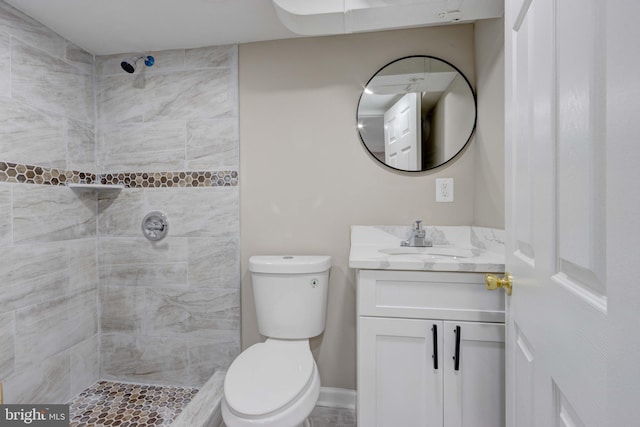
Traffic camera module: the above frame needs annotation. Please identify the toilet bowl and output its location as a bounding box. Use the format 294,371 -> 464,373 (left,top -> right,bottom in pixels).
222,339 -> 320,427
221,255 -> 331,427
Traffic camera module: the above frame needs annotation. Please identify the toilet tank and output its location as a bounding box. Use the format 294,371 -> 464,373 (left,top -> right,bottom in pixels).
249,255 -> 331,339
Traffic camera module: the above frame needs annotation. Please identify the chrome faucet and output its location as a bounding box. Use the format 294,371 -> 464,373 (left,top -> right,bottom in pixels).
401,220 -> 432,247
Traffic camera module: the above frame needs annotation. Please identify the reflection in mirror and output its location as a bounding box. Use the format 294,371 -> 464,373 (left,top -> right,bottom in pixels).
357,56 -> 476,172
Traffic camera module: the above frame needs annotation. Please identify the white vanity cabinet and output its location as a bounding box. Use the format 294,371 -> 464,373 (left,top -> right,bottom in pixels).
356,269 -> 505,427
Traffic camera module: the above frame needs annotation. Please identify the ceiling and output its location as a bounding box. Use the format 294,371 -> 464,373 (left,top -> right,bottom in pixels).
3,0 -> 299,55
4,0 -> 504,56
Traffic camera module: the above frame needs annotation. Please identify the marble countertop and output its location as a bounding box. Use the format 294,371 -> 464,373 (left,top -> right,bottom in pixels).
349,225 -> 505,273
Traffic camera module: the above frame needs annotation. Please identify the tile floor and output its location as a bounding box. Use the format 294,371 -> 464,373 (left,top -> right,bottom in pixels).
308,406 -> 357,427
68,381 -> 199,427
219,406 -> 357,427
69,380 -> 357,427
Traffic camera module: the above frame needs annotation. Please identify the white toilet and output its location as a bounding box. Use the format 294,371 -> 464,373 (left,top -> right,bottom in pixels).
222,255 -> 331,427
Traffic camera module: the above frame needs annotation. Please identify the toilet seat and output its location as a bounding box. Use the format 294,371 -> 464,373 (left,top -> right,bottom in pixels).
224,339 -> 315,417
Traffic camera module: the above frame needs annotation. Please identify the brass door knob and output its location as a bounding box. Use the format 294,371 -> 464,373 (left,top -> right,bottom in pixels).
485,273 -> 513,296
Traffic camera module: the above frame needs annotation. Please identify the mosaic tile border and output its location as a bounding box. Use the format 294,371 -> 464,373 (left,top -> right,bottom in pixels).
102,171 -> 238,188
0,162 -> 97,185
0,161 -> 238,188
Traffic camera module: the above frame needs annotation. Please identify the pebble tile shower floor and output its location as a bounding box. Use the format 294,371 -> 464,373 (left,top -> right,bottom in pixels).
69,380 -> 357,427
68,381 -> 199,427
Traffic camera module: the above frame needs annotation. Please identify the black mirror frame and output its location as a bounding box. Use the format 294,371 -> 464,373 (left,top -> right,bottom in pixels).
356,55 -> 478,173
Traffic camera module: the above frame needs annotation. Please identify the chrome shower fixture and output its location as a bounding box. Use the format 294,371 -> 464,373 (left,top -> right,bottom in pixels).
120,55 -> 155,73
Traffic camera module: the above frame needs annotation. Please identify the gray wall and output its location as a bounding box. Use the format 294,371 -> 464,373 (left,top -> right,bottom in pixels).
473,17 -> 505,228
0,1 -> 99,404
95,47 -> 240,386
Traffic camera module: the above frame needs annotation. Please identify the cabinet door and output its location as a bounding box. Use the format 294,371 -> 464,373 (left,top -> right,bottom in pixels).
358,317 -> 443,427
443,321 -> 505,427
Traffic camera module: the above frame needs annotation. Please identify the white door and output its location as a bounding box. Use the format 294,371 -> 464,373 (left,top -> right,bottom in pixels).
443,321 -> 505,427
358,317 -> 443,427
607,2 -> 640,424
505,0 -> 607,426
384,92 -> 421,170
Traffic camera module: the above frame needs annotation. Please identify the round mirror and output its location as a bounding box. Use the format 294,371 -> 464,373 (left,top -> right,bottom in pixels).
357,56 -> 476,172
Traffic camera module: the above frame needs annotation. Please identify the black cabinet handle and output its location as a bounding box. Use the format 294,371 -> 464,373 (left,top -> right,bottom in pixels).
431,324 -> 438,370
453,325 -> 461,371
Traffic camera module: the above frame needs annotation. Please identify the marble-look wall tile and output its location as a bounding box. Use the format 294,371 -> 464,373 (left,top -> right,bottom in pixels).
0,98 -> 67,168
67,119 -> 95,172
146,187 -> 238,237
0,267 -> 69,315
99,235 -> 188,266
67,238 -> 97,294
94,43 -> 239,387
94,54 -> 127,77
97,121 -> 186,173
14,290 -> 97,370
99,262 -> 189,289
3,351 -> 71,404
101,334 -> 190,386
65,42 -> 93,75
65,288 -> 99,346
188,237 -> 239,288
144,69 -> 235,121
144,49 -> 187,74
0,311 -> 15,378
12,185 -> 96,243
96,49 -> 186,76
171,371 -> 224,427
146,288 -> 239,338
187,334 -> 239,386
0,241 -> 71,313
98,188 -> 144,236
185,45 -> 236,69
0,184 -> 11,247
96,46 -> 235,77
12,39 -> 94,123
0,2 -> 66,60
186,119 -> 238,170
98,237 -> 188,287
69,335 -> 100,398
0,31 -> 10,97
100,286 -> 145,333
96,74 -> 146,124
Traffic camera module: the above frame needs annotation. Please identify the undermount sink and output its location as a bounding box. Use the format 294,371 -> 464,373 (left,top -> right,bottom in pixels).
378,247 -> 479,259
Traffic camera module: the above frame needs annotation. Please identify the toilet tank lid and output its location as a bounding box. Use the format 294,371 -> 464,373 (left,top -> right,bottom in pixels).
249,256 -> 331,274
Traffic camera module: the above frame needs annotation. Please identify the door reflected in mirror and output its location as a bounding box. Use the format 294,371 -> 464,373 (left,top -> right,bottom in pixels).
357,56 -> 476,172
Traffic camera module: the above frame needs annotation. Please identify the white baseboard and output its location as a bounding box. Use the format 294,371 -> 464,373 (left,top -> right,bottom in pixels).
316,387 -> 356,410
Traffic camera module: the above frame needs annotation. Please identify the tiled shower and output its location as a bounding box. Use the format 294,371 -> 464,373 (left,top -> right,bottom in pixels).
0,0 -> 240,406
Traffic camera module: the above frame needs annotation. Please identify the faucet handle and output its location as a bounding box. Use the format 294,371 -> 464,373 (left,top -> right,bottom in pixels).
414,219 -> 423,230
